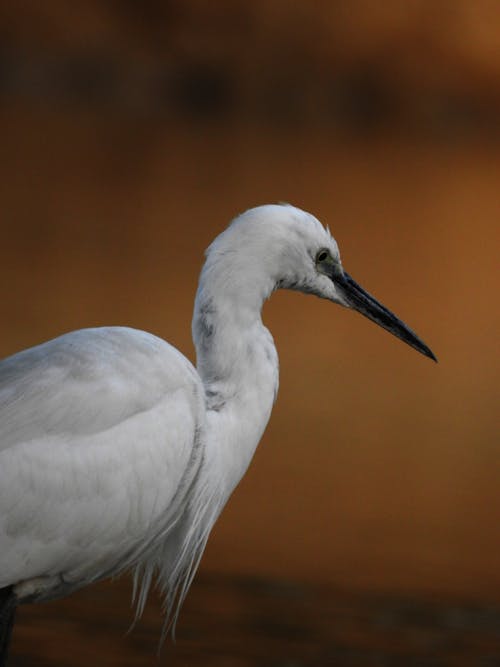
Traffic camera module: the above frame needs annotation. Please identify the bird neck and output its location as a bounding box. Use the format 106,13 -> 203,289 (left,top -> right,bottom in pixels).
192,273 -> 279,496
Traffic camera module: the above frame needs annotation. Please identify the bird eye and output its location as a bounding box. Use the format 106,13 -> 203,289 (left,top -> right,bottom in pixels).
316,249 -> 330,263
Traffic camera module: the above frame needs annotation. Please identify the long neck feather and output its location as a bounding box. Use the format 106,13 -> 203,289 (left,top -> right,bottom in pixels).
192,250 -> 279,495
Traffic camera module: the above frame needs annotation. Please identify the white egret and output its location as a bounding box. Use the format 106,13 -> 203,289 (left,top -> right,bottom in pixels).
0,204 -> 435,663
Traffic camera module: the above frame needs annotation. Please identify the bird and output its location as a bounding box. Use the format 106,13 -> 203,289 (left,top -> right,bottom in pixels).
0,204 -> 436,663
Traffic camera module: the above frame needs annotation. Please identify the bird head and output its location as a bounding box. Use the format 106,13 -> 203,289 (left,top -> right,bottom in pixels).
202,204 -> 436,361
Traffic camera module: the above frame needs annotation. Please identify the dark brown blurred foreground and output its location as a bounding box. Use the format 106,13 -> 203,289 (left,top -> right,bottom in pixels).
11,575 -> 500,667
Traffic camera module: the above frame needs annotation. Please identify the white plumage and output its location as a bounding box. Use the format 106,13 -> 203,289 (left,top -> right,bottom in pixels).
0,328 -> 206,611
0,204 -> 435,653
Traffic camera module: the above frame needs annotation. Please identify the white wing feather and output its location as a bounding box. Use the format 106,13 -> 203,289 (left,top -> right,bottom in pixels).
0,327 -> 206,602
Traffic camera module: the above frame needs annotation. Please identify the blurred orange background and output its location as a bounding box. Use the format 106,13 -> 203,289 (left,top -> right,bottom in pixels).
0,0 -> 499,629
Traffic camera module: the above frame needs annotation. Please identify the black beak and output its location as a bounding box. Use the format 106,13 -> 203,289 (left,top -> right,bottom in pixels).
334,271 -> 437,362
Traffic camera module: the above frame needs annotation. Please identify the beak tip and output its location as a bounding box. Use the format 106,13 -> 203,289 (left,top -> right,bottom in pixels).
421,346 -> 438,363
